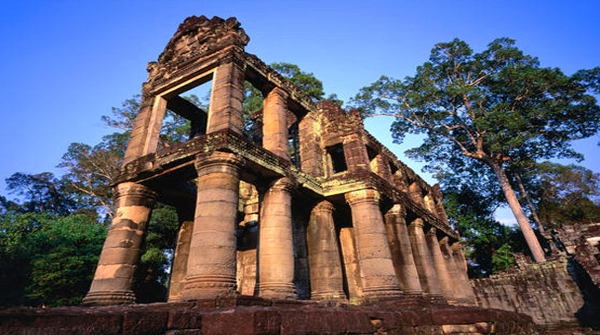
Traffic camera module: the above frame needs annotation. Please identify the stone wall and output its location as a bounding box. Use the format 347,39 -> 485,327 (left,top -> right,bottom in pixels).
0,298 -> 538,335
471,257 -> 586,330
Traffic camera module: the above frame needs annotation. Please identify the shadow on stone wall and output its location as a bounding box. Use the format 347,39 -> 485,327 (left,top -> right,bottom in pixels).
568,258 -> 600,329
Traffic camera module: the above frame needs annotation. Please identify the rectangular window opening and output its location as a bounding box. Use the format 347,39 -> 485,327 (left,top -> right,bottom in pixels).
160,78 -> 212,149
242,80 -> 264,145
289,121 -> 300,167
328,144 -> 347,174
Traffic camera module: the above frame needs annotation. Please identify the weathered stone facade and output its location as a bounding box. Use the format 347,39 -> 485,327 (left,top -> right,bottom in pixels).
82,15 -> 476,308
471,222 -> 600,331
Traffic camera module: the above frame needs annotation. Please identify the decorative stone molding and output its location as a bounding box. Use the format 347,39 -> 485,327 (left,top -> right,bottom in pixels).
195,151 -> 245,177
267,176 -> 297,194
344,189 -> 380,206
312,200 -> 335,213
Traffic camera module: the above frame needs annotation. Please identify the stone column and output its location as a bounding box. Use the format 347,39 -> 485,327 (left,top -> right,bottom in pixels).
168,218 -> 194,302
258,177 -> 297,299
451,242 -> 477,302
384,204 -> 423,295
299,111 -> 324,176
123,94 -> 166,164
307,201 -> 346,300
342,134 -> 371,174
345,189 -> 402,300
439,237 -> 476,304
339,227 -> 363,302
83,182 -> 157,306
207,61 -> 245,135
262,87 -> 289,160
409,183 -> 424,206
425,228 -> 456,302
180,152 -> 244,300
408,219 -> 444,300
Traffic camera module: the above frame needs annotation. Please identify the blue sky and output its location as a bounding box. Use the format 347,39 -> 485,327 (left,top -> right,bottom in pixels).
1,0 -> 599,224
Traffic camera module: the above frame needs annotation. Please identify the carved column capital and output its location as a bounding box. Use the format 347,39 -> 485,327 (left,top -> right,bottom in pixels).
268,177 -> 296,193
114,182 -> 158,208
268,86 -> 289,100
409,218 -> 425,228
313,200 -> 335,213
451,242 -> 466,256
439,236 -> 450,247
345,189 -> 380,206
386,203 -> 405,216
195,151 -> 245,177
426,227 -> 437,237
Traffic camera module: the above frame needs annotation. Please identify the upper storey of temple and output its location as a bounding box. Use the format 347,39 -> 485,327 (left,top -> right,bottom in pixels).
118,15 -> 457,240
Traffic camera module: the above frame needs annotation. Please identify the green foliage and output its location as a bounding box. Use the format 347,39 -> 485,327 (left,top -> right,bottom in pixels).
443,183 -> 522,277
492,243 -> 516,273
5,172 -> 75,216
58,136 -> 125,217
532,162 -> 600,229
133,202 -> 180,303
271,62 -> 325,101
353,37 -> 600,167
0,212 -> 106,307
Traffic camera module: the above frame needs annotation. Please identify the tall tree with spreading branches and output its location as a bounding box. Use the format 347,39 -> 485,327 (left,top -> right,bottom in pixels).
352,38 -> 600,262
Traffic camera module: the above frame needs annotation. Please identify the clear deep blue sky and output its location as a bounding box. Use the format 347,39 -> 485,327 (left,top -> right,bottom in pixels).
1,0 -> 599,224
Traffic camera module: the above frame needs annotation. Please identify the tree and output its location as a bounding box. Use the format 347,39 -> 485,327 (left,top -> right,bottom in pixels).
5,172 -> 75,216
58,136 -> 125,219
0,211 -> 106,307
352,38 -> 600,262
531,162 -> 600,229
440,170 -> 526,276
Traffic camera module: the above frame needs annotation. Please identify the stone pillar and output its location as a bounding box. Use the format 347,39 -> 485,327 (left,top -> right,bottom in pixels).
83,182 -> 157,306
262,87 -> 289,160
425,228 -> 456,301
408,218 -> 444,300
207,61 -> 245,135
384,204 -> 423,295
342,134 -> 370,174
181,152 -> 244,300
423,194 -> 438,216
339,227 -> 363,302
409,183 -> 424,206
258,177 -> 297,299
451,242 -> 477,302
168,217 -> 194,302
345,189 -> 402,300
123,94 -> 166,164
299,111 -> 324,176
307,201 -> 346,300
440,237 -> 476,304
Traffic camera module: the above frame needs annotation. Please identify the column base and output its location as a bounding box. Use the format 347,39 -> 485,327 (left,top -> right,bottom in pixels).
423,293 -> 447,304
258,283 -> 297,300
180,275 -> 237,301
451,297 -> 478,306
311,290 -> 347,301
82,290 -> 136,306
362,285 -> 403,301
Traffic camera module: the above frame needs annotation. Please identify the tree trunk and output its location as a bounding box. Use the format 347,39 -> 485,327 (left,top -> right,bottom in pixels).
489,163 -> 546,262
513,172 -> 545,234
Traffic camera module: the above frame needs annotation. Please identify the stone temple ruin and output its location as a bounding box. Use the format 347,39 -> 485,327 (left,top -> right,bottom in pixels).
82,15 -> 476,308
1,16 -> 556,334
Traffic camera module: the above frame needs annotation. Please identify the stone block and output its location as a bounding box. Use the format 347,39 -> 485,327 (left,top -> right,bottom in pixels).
122,309 -> 169,335
201,308 -> 280,335
167,310 -> 203,329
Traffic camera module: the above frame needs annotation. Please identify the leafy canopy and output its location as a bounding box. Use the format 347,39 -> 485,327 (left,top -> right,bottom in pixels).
353,37 -> 600,167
